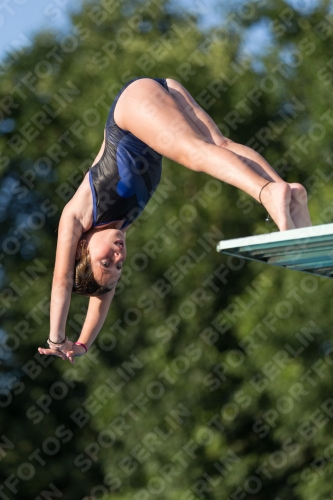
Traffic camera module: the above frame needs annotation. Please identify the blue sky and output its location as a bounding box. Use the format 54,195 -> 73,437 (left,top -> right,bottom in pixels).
0,0 -> 320,64
0,0 -> 221,63
1,0 -> 81,62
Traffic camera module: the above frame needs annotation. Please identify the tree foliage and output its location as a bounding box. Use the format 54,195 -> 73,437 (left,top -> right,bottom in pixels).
1,1 -> 333,499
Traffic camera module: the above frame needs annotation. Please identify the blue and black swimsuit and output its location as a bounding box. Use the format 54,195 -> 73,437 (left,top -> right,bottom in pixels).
89,78 -> 168,229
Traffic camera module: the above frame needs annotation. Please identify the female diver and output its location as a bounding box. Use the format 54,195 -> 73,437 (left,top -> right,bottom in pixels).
38,77 -> 312,363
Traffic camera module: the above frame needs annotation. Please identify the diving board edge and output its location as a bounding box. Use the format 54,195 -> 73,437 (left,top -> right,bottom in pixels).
216,223 -> 333,279
216,223 -> 333,253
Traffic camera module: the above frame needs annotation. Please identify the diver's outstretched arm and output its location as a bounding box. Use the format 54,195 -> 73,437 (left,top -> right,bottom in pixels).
38,205 -> 83,361
49,205 -> 83,342
64,291 -> 115,362
38,291 -> 115,363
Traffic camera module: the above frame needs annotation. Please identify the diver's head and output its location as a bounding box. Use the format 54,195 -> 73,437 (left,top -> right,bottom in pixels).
73,228 -> 126,296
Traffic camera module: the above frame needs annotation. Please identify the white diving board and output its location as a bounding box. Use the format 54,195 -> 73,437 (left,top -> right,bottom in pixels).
216,223 -> 333,279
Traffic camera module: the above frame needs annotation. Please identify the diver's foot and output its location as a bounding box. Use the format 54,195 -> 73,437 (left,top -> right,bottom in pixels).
260,181 -> 295,231
288,183 -> 312,228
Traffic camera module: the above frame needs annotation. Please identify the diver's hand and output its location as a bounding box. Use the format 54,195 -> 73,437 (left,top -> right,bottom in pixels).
38,339 -> 86,364
63,343 -> 86,364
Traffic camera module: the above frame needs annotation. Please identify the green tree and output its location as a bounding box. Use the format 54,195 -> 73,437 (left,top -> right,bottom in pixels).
2,1 -> 333,499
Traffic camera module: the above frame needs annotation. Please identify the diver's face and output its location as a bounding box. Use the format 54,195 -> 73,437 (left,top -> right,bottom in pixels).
80,228 -> 127,288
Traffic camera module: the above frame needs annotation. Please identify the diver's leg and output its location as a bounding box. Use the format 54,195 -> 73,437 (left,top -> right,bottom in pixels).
114,78 -> 295,231
165,79 -> 311,228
